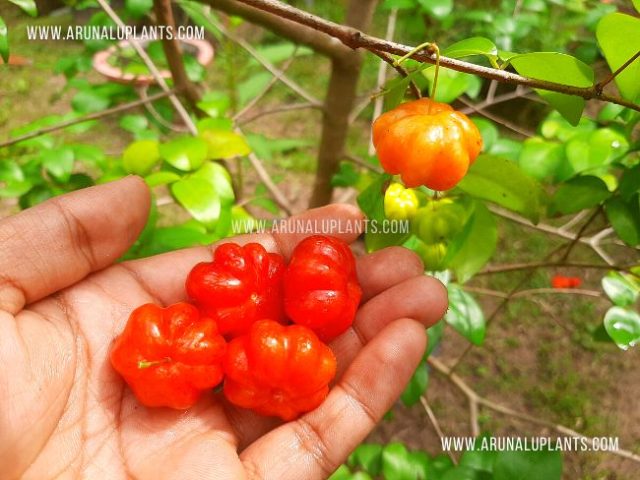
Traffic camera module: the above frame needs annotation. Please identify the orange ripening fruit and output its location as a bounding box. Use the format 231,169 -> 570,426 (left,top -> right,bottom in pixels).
372,98 -> 483,191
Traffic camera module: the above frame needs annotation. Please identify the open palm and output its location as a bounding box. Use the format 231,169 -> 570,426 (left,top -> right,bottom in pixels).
0,177 -> 447,480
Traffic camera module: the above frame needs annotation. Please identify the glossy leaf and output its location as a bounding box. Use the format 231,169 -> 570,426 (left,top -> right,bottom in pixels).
518,138 -> 564,184
510,53 -> 594,125
619,165 -> 640,201
144,171 -> 181,187
457,155 -> 545,223
602,272 -> 639,307
348,444 -> 383,476
443,37 -> 498,60
448,201 -> 497,283
418,0 -> 452,18
196,91 -> 230,118
43,147 -> 75,182
445,284 -> 486,345
71,89 -> 110,114
603,306 -> 640,350
550,176 -> 611,215
605,196 -> 640,246
426,320 -> 445,356
8,0 -> 37,16
193,161 -> 235,206
122,139 -> 160,176
494,450 -> 562,480
0,15 -> 8,64
199,129 -> 251,159
382,443 -> 415,480
596,13 -> 640,103
471,118 -> 499,151
327,465 -> 351,480
160,136 -> 208,171
119,114 -> 149,134
125,0 -> 153,17
401,361 -> 429,406
423,67 -> 482,103
171,177 -> 221,229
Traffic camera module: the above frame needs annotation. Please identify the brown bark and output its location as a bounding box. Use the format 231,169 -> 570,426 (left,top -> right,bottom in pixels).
153,0 -> 202,110
308,0 -> 378,207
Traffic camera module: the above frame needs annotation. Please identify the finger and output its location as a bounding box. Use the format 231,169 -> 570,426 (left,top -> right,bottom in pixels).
331,274 -> 448,376
356,246 -> 424,302
121,204 -> 364,306
240,318 -> 427,480
0,177 -> 150,314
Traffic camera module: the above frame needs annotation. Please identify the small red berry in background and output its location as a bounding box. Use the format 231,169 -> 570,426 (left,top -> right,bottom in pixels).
372,98 -> 483,191
551,275 -> 582,289
186,242 -> 286,338
110,302 -> 226,409
223,320 -> 337,421
284,235 -> 362,342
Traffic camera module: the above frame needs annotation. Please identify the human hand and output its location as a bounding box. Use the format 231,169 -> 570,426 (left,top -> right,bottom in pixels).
0,177 -> 447,479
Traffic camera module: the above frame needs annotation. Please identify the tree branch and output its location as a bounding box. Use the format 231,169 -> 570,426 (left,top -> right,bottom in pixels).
595,50 -> 640,94
207,0 -> 347,59
0,90 -> 175,149
230,0 -> 640,112
428,357 -> 640,464
153,0 -> 202,111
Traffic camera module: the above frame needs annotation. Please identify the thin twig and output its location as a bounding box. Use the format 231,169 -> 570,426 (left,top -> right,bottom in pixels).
230,0 -> 640,112
557,206 -> 602,263
0,90 -> 175,148
459,86 -> 528,114
95,0 -> 197,135
138,86 -> 189,132
464,286 -> 603,299
595,50 -> 640,94
420,396 -> 459,465
235,126 -> 294,215
478,261 -> 627,275
207,14 -> 322,107
457,97 -> 534,137
233,48 -> 298,121
369,50 -> 421,100
344,153 -> 382,173
238,102 -> 321,125
428,357 -> 640,464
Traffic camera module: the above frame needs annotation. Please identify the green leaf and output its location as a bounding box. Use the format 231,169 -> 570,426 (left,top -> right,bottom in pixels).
348,444 -> 383,476
596,13 -> 640,103
459,448 -> 497,473
471,118 -> 498,151
602,272 -> 639,307
401,361 -> 429,406
619,165 -> 640,201
565,129 -> 628,176
125,0 -> 153,17
494,450 -> 562,480
193,161 -> 235,206
603,306 -> 640,350
71,89 -> 110,114
418,0 -> 452,19
382,443 -> 415,480
160,136 -> 208,171
633,0 -> 640,13
382,0 -> 416,9
510,53 -> 594,125
331,162 -> 360,187
171,177 -> 221,229
327,465 -> 351,480
442,37 -> 498,60
122,140 -> 160,176
445,284 -> 486,345
423,67 -> 482,103
196,91 -> 230,118
238,72 -> 272,106
119,114 -> 149,134
448,202 -> 497,283
0,15 -> 8,64
357,173 -> 391,221
43,147 -> 75,182
457,155 -> 545,223
605,196 -> 640,246
0,179 -> 33,198
441,465 -> 486,480
518,141 -> 564,184
8,0 -> 37,16
249,42 -> 312,65
199,129 -> 251,159
550,176 -> 611,215
144,171 -> 181,187
426,320 -> 445,356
